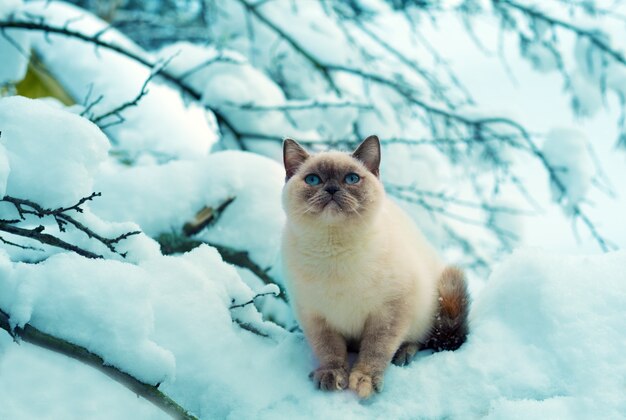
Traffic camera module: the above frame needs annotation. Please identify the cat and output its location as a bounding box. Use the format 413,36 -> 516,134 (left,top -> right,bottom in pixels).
280,135 -> 469,399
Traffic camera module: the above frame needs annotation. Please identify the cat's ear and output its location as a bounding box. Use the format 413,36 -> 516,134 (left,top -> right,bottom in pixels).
283,138 -> 310,180
352,135 -> 381,177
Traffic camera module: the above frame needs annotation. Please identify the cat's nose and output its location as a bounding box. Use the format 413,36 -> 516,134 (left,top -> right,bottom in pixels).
325,186 -> 339,195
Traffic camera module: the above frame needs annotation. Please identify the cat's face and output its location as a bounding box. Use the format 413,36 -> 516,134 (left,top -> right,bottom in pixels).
282,136 -> 385,225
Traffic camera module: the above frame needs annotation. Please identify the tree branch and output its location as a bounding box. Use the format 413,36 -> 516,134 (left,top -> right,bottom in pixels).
496,0 -> 626,68
234,0 -> 340,94
0,193 -> 141,259
0,308 -> 198,420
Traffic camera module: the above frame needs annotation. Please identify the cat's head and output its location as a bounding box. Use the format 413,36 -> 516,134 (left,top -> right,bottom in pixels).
282,136 -> 385,226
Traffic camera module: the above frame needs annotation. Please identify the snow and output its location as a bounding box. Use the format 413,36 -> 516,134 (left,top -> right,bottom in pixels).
21,1 -> 219,162
92,150 -> 285,268
0,337 -> 168,420
542,128 -> 594,208
0,144 -> 8,198
0,0 -> 29,85
520,41 -> 559,73
155,42 -> 320,155
0,250 -> 176,385
208,249 -> 625,418
4,247 -> 620,418
0,96 -> 109,209
1,0 -> 626,418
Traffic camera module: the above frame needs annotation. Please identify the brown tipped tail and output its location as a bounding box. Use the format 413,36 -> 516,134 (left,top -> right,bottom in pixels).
423,267 -> 470,352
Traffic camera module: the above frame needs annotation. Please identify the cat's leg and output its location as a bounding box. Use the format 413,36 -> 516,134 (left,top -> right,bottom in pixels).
302,314 -> 349,391
392,342 -> 419,366
349,301 -> 410,399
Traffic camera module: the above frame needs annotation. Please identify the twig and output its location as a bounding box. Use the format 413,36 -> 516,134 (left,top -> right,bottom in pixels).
234,0 -> 340,94
229,291 -> 279,310
0,236 -> 44,252
1,193 -> 141,258
90,54 -> 178,128
496,0 -> 626,67
0,223 -> 102,259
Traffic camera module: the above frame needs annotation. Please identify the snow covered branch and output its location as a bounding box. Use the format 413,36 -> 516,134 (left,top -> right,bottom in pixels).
88,61 -> 163,129
157,233 -> 284,297
495,0 -> 626,67
0,193 -> 140,259
0,308 -> 198,420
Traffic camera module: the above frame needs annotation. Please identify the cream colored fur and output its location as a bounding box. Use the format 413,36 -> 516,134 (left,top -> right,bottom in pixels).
283,189 -> 444,343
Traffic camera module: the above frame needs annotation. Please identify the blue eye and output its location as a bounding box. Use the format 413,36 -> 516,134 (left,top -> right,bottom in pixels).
304,174 -> 321,185
345,173 -> 360,184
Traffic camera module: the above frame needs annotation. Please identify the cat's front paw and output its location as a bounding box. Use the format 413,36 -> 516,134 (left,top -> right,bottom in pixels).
349,369 -> 383,399
309,365 -> 349,391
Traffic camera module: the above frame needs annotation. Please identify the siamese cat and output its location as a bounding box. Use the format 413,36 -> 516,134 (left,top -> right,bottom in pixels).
281,135 -> 469,399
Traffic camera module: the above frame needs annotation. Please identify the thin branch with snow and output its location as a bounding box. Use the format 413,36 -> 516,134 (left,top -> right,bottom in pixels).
0,308 -> 198,420
0,193 -> 141,259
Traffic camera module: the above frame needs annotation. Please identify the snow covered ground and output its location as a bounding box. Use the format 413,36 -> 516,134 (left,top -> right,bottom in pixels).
2,245 -> 625,419
1,1 -> 626,419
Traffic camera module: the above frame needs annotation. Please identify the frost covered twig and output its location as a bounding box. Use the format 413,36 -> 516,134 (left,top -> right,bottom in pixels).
0,193 -> 141,259
229,291 -> 280,310
0,19 -> 201,100
386,184 -> 520,252
0,223 -> 101,259
0,308 -> 198,420
229,290 -> 284,339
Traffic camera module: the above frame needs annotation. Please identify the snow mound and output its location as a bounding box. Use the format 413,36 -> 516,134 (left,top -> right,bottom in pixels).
0,338 -> 168,420
179,249 -> 626,418
0,250 -> 175,385
0,96 -> 109,208
0,243 -> 283,390
92,150 -> 286,268
0,95 -> 160,262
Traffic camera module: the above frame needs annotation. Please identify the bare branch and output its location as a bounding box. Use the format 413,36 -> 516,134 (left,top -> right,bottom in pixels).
229,291 -> 280,310
234,0 -> 341,94
495,0 -> 626,68
90,54 -> 179,128
1,193 -> 141,259
0,223 -> 103,259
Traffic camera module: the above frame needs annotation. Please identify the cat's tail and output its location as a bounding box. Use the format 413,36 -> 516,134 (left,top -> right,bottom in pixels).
423,266 -> 470,352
